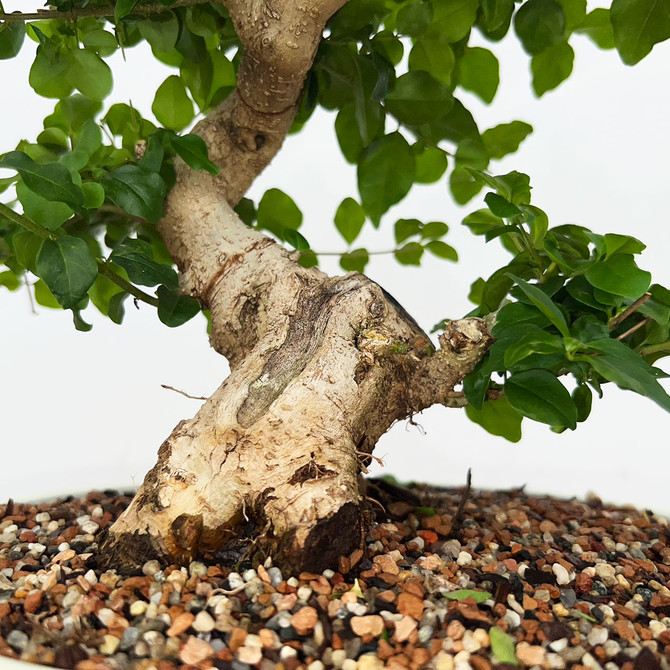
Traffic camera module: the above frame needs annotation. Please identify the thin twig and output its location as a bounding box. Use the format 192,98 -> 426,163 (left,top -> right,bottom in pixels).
610,293 -> 652,329
617,317 -> 652,341
0,0 -> 207,22
451,468 -> 472,532
160,384 -> 207,400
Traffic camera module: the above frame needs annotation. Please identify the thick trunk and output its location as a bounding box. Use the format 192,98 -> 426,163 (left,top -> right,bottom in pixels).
99,0 -> 494,572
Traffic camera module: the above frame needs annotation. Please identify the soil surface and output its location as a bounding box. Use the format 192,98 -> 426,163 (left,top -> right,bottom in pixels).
1,480 -> 669,670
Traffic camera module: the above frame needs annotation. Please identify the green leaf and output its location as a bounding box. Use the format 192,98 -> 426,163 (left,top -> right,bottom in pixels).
424,240 -> 458,261
115,0 -> 139,21
421,221 -> 449,239
431,0 -> 479,42
585,254 -> 651,299
358,132 -> 415,226
466,396 -> 522,442
413,144 -> 448,183
335,198 -> 366,244
508,274 -> 570,337
505,370 -> 577,429
138,12 -> 179,52
81,30 -> 118,57
485,193 -> 522,218
492,302 -> 550,335
395,218 -> 422,244
479,0 -> 515,33
33,278 -> 61,308
396,0 -> 433,36
170,133 -> 219,174
557,0 -> 587,30
0,270 -> 20,291
82,182 -> 106,209
395,242 -> 424,265
284,229 -> 310,251
408,33 -> 455,85
575,9 -> 615,49
504,331 -> 565,370
458,47 -> 499,104
157,284 -> 201,327
35,236 -> 98,309
604,233 -> 645,257
0,151 -> 84,210
103,165 -> 167,222
152,75 -> 195,130
16,181 -> 73,230
610,0 -> 670,65
0,17 -> 26,59
587,338 -> 670,412
450,166 -> 482,205
531,40 -> 574,96
442,590 -> 492,603
386,71 -> 453,126
514,0 -> 566,55
110,238 -> 178,289
68,50 -> 113,101
489,626 -> 518,666
257,188 -> 302,238
462,208 -> 503,236
340,248 -> 369,274
482,121 -> 533,160
29,48 -> 74,99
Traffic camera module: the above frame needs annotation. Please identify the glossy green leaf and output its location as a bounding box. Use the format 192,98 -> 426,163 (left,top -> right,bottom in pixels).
340,248 -> 369,274
431,0 -> 479,42
335,198 -> 366,244
531,41 -> 574,96
138,13 -> 179,52
514,0 -> 566,55
458,47 -> 499,104
575,9 -> 615,49
284,229 -> 310,251
489,626 -> 518,666
588,338 -> 670,412
610,0 -> 670,65
257,188 -> 302,238
33,278 -> 60,308
386,71 -> 454,125
421,222 -> 449,239
585,254 -> 651,299
152,75 -> 195,130
0,270 -> 20,291
68,50 -> 113,101
0,151 -> 84,210
396,1 -> 433,36
29,48 -> 74,98
157,284 -> 201,327
170,133 -> 219,174
557,0 -> 587,30
442,589 -> 493,603
395,242 -> 424,265
450,166 -> 482,205
115,0 -> 139,21
479,0 -> 515,33
16,181 -> 73,230
358,133 -> 415,226
0,17 -> 26,59
35,236 -> 98,309
505,369 -> 578,429
508,274 -> 570,337
504,331 -> 564,369
462,208 -> 504,236
424,240 -> 458,261
395,218 -> 422,244
572,384 -> 593,422
81,30 -> 118,57
110,238 -> 178,289
103,165 -> 167,222
492,301 -> 550,335
485,193 -> 522,218
604,233 -> 645,257
481,121 -> 533,160
408,33 -> 454,85
466,397 -> 522,443
413,144 -> 448,183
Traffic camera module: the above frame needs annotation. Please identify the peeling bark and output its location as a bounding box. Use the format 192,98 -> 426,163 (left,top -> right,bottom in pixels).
100,0 -> 493,572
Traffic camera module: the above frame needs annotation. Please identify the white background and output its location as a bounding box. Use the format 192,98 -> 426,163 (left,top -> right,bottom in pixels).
1,13 -> 669,513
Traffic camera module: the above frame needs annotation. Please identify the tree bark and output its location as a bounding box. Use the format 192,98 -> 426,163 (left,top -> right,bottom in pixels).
100,0 -> 493,573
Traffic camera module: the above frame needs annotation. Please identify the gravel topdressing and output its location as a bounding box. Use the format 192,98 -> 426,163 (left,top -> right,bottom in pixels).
1,483 -> 670,670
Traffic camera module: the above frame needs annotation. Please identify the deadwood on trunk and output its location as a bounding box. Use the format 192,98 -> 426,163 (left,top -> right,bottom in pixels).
100,0 -> 493,573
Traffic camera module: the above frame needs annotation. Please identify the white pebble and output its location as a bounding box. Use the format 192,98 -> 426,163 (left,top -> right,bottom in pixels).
280,646 -> 298,659
227,572 -> 244,589
581,652 -> 603,670
58,542 -> 70,552
81,521 -> 100,535
341,660 -> 357,670
193,610 -> 215,632
242,568 -> 257,582
297,585 -> 313,601
457,551 -> 472,566
552,563 -> 570,585
331,649 -> 347,668
28,543 -> 46,556
587,627 -> 608,646
549,638 -> 568,652
649,620 -> 667,638
129,601 -> 148,616
322,569 -> 335,579
308,661 -> 325,670
142,560 -> 161,576
91,506 -> 103,518
35,512 -> 51,523
286,576 -> 299,588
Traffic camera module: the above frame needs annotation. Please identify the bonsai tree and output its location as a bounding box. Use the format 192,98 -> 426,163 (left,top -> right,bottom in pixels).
1,0 -> 669,573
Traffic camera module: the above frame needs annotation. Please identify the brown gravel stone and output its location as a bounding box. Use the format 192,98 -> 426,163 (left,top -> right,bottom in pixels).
228,627 -> 248,651
393,615 -> 418,642
350,615 -> 384,637
167,611 -> 195,637
179,637 -> 213,665
290,605 -> 318,635
397,592 -> 424,619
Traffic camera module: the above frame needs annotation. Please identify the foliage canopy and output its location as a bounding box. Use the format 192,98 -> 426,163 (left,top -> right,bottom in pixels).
1,0 -> 670,441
